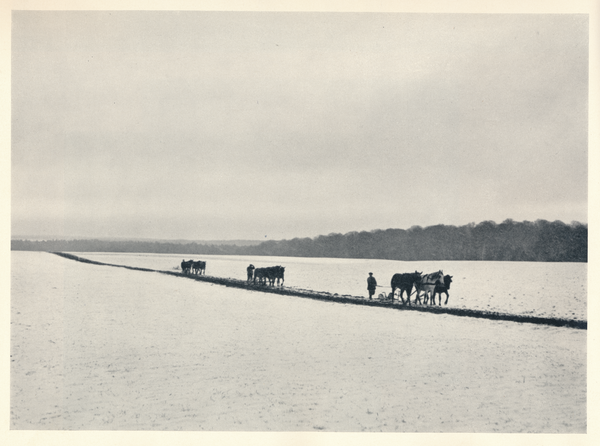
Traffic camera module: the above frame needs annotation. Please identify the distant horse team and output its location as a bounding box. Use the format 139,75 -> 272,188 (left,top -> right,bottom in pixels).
181,259 -> 206,275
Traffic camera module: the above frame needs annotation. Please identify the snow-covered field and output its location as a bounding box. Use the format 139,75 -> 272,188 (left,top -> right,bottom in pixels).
79,252 -> 587,320
11,251 -> 586,432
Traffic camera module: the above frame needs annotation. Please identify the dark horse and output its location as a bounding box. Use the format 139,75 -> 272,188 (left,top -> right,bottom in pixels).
431,275 -> 453,305
192,260 -> 206,275
253,268 -> 268,285
181,259 -> 193,274
390,271 -> 422,304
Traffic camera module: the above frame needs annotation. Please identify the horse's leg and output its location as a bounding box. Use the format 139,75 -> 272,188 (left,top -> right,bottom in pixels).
414,287 -> 421,305
444,291 -> 449,305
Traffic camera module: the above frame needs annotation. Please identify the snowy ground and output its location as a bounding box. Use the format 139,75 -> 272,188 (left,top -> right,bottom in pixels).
11,252 -> 586,433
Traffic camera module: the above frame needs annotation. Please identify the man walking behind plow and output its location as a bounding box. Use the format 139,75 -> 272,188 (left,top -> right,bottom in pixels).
247,264 -> 255,281
367,272 -> 377,299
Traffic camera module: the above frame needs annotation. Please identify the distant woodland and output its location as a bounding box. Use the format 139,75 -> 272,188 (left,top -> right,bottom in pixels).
12,219 -> 587,262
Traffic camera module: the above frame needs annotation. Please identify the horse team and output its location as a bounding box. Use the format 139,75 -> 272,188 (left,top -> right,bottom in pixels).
247,264 -> 285,286
390,270 -> 453,305
180,258 -> 451,305
180,259 -> 206,275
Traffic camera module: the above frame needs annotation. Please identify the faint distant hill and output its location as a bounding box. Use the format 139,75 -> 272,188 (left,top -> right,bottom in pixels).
11,235 -> 263,247
167,239 -> 263,247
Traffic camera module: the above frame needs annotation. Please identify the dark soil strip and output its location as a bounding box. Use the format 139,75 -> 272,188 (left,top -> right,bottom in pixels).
52,252 -> 587,330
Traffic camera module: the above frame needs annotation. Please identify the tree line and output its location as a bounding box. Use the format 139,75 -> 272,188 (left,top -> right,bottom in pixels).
11,219 -> 587,262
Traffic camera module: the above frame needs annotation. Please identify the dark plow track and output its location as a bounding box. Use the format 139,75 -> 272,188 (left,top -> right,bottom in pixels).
53,252 -> 586,330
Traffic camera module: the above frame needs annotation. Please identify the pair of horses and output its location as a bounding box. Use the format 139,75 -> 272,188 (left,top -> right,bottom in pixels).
181,259 -> 206,275
390,270 -> 453,305
253,266 -> 285,286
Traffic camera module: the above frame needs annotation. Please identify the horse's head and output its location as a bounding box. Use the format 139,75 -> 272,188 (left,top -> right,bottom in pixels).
435,270 -> 445,285
412,271 -> 423,283
444,275 -> 453,289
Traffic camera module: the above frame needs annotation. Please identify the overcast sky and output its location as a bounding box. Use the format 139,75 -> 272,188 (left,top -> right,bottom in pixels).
11,11 -> 588,241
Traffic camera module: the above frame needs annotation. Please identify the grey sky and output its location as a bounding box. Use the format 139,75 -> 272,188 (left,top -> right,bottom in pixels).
11,12 -> 588,240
